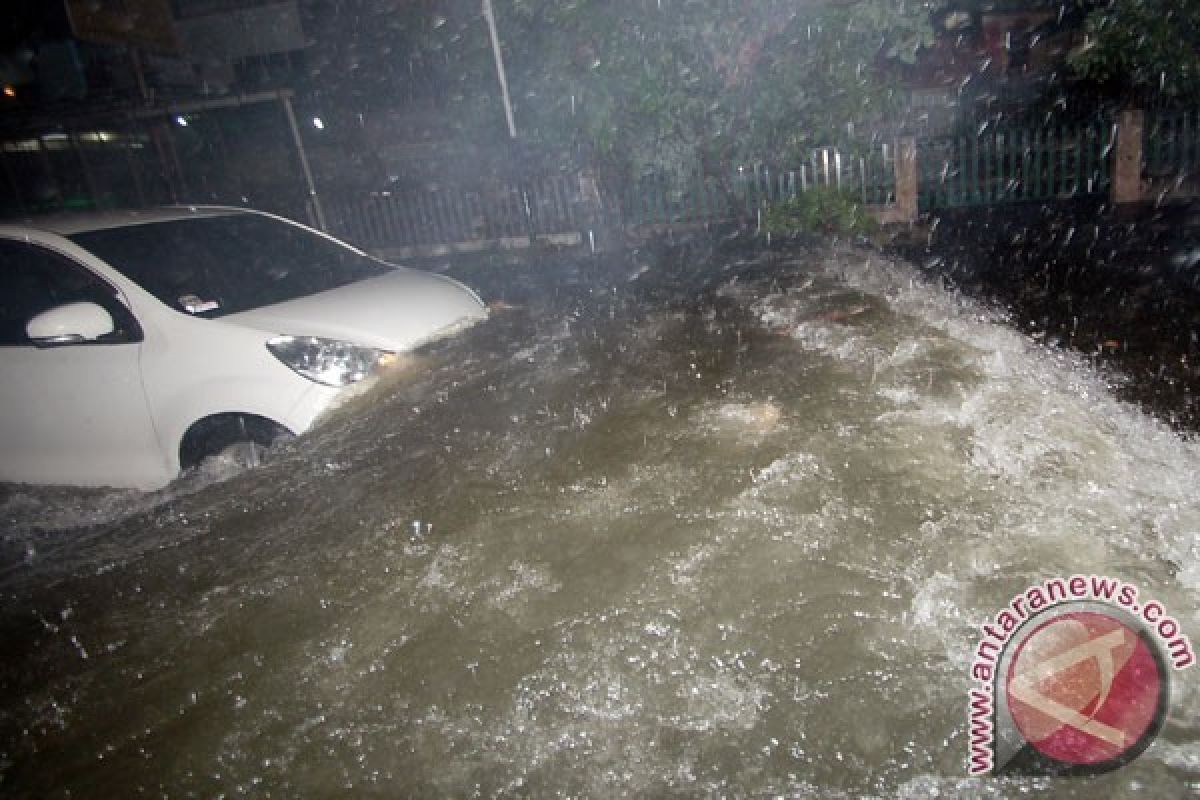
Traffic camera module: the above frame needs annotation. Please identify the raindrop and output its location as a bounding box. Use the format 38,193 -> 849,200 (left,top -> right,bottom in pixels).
70,634 -> 89,660
1101,125 -> 1117,159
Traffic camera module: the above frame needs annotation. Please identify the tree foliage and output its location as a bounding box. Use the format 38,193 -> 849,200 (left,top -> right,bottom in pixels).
1068,0 -> 1200,104
412,0 -> 936,187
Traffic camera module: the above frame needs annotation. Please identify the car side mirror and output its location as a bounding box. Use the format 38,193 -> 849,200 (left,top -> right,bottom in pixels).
26,302 -> 116,347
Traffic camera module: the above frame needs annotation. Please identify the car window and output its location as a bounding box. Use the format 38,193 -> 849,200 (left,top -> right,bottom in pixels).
0,239 -> 139,346
68,214 -> 392,318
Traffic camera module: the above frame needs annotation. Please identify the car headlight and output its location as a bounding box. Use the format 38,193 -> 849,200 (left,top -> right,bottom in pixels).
267,335 -> 396,387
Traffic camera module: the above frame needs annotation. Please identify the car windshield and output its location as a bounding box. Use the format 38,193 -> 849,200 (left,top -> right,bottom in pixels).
68,214 -> 391,318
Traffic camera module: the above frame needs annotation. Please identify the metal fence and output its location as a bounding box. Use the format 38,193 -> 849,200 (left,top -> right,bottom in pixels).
10,107 -> 1200,254
619,145 -> 896,227
919,118 -> 1115,210
318,143 -> 898,252
323,174 -> 587,251
1146,109 -> 1200,187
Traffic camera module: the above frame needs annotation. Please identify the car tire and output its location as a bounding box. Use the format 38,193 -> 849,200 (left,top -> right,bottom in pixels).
179,414 -> 294,473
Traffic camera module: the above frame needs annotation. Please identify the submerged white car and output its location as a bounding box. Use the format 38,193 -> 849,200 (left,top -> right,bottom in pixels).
0,206 -> 488,489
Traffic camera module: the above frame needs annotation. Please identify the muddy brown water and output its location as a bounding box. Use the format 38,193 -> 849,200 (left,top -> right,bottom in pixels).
1,241 -> 1197,797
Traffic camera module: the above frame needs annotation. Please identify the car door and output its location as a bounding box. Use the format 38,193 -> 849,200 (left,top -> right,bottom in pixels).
0,238 -> 171,489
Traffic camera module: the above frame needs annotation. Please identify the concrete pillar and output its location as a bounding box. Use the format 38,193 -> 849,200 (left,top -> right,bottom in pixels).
1113,109 -> 1144,205
893,136 -> 919,224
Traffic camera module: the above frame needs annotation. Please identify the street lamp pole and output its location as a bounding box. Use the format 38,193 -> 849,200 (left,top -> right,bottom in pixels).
482,0 -> 517,139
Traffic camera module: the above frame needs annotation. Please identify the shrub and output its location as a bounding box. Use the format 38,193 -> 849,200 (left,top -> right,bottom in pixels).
763,187 -> 877,237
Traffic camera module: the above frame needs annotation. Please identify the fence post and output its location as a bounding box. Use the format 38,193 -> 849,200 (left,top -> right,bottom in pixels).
577,169 -> 613,251
1112,109 -> 1144,205
894,136 -> 918,223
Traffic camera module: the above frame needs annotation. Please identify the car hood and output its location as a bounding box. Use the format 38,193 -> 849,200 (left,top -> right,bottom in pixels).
222,267 -> 487,351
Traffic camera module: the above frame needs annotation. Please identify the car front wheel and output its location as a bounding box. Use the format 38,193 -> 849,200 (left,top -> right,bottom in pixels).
179,413 -> 294,474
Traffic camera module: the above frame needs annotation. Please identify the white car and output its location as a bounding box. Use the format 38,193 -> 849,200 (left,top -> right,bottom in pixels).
0,206 -> 488,489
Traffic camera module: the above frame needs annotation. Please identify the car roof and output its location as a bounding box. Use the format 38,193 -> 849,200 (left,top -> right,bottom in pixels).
0,205 -> 249,237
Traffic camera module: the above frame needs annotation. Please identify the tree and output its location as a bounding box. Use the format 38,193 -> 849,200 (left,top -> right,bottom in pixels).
299,1 -> 937,196
1068,0 -> 1200,105
511,0 -> 931,182
410,0 -> 937,192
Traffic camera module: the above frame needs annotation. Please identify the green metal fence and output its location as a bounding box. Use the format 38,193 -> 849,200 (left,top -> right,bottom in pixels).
619,144 -> 896,227
1146,109 -> 1200,187
919,118 -> 1115,210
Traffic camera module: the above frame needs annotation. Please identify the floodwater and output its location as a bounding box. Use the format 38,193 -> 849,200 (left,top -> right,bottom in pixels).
1,240 -> 1198,797
894,199 -> 1200,430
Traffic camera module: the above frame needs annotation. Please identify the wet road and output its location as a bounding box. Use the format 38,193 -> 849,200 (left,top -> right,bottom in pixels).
1,239 -> 1198,797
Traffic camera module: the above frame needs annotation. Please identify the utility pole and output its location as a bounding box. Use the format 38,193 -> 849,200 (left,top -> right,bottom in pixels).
482,0 -> 537,244
482,0 -> 517,139
279,91 -> 328,231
